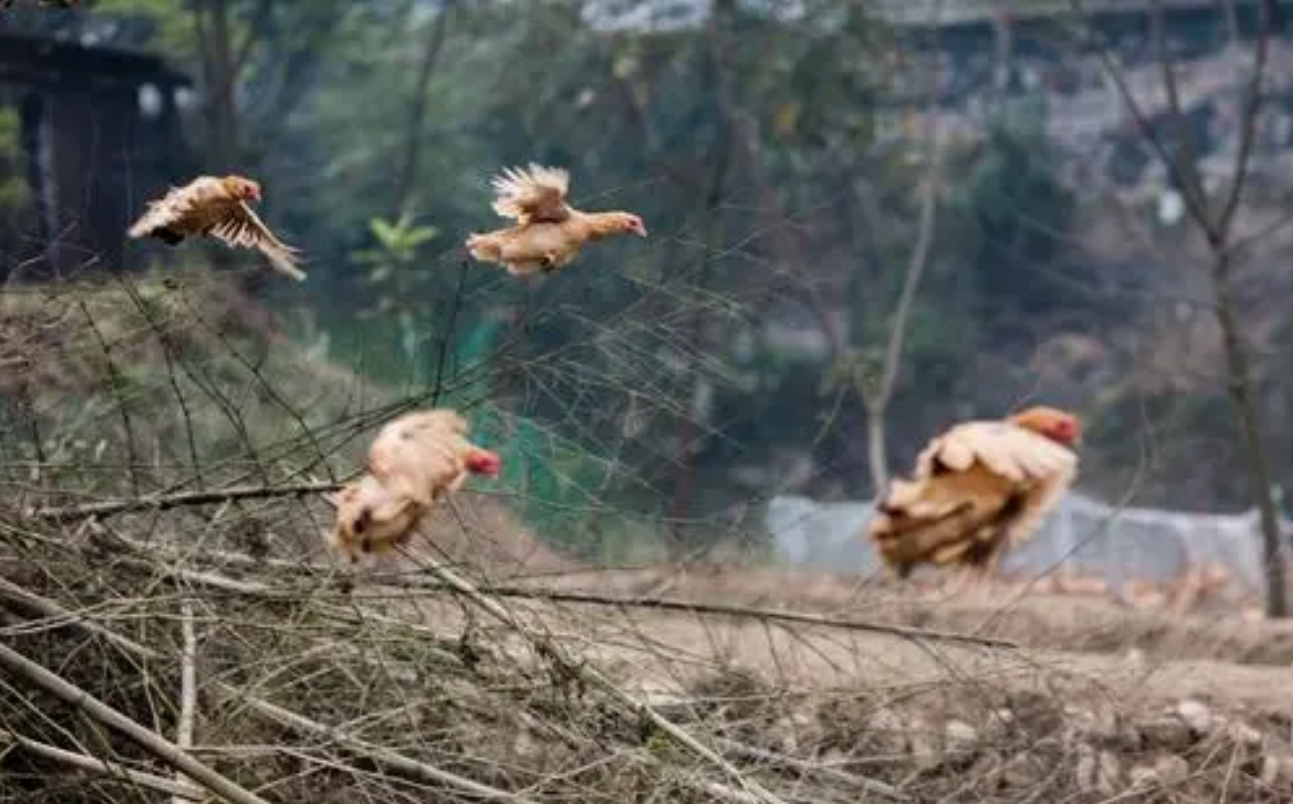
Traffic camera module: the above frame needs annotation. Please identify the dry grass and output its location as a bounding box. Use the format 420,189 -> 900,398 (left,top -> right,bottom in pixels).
2,270 -> 1291,804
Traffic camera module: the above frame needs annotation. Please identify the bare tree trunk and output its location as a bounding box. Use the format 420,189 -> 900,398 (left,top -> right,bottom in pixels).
859,3 -> 943,496
1211,246 -> 1289,616
1075,0 -> 1288,616
861,147 -> 939,495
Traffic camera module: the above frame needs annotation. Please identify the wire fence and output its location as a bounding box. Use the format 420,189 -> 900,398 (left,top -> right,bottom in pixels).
765,489 -> 1287,596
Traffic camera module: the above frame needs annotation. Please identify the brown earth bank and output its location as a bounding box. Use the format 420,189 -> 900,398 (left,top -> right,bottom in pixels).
4,495 -> 1293,803
385,547 -> 1293,802
508,559 -> 1293,667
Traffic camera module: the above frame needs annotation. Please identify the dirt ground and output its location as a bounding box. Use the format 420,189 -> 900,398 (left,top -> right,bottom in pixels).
392,527 -> 1293,716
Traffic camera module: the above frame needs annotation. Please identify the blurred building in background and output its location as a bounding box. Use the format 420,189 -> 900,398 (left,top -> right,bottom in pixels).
0,17 -> 191,280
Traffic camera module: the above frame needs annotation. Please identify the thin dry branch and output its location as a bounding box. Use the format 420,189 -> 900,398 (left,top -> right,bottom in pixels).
89,519 -> 1017,650
223,692 -> 542,804
373,579 -> 1020,651
0,574 -> 546,803
0,575 -> 160,660
1146,0 -> 1209,223
173,600 -> 199,804
401,536 -> 791,804
1065,0 -> 1212,226
24,479 -> 345,521
1214,0 -> 1276,236
0,642 -> 274,804
0,729 -> 206,801
712,734 -> 910,802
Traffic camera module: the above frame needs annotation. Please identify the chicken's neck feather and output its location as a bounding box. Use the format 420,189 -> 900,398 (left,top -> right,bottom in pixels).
578,210 -> 633,240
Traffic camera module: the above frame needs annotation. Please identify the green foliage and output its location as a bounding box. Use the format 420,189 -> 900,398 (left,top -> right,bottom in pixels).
352,214 -> 439,314
0,106 -> 32,257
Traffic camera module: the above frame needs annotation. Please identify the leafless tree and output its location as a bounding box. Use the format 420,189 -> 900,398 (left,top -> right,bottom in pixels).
856,1 -> 945,496
1071,0 -> 1289,616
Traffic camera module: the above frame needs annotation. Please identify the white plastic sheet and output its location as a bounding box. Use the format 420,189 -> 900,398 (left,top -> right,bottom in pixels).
765,491 -> 1279,596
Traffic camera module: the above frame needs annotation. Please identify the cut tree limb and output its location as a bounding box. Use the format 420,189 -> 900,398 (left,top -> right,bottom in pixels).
174,600 -> 199,804
395,532 -> 792,804
0,729 -> 206,801
97,530 -> 1020,650
82,512 -> 1019,650
0,576 -> 542,804
24,479 -> 344,521
0,642 -> 274,804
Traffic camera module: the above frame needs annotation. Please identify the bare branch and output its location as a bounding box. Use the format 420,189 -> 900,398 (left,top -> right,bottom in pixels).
1215,0 -> 1278,238
0,576 -> 542,802
173,600 -> 199,804
0,642 -> 274,804
370,578 -> 1021,650
227,693 -> 543,804
1067,0 -> 1213,228
97,522 -> 1018,649
712,734 -> 910,802
860,0 -> 944,494
1147,0 -> 1209,222
0,729 -> 206,801
397,532 -> 792,804
24,479 -> 347,521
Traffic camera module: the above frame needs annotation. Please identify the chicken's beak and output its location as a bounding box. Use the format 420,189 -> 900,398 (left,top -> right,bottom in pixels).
635,223 -> 648,238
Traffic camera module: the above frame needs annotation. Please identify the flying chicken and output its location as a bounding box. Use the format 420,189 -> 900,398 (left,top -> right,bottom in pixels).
465,163 -> 647,276
866,406 -> 1081,587
327,408 -> 502,564
127,174 -> 306,282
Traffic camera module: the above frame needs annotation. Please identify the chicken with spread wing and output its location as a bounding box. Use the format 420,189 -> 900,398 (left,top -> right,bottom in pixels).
327,408 -> 502,564
127,175 -> 305,281
866,406 -> 1081,585
466,163 -> 647,276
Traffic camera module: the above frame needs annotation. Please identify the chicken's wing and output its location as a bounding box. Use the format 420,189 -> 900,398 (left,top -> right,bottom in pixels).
127,177 -> 230,242
867,411 -> 1080,581
490,164 -> 572,225
127,174 -> 306,282
205,204 -> 305,282
327,475 -> 428,564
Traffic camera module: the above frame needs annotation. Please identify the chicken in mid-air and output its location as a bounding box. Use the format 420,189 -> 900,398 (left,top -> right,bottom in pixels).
465,164 -> 647,276
327,408 -> 502,564
866,406 -> 1081,588
127,175 -> 305,282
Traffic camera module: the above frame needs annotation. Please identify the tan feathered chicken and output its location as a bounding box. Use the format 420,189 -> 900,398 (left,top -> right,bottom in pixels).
327,408 -> 502,563
127,175 -> 306,281
466,164 -> 647,276
866,406 -> 1081,585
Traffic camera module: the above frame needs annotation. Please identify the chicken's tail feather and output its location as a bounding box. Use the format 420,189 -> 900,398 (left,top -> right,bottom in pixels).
465,232 -> 500,262
127,219 -> 184,244
154,227 -> 185,246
